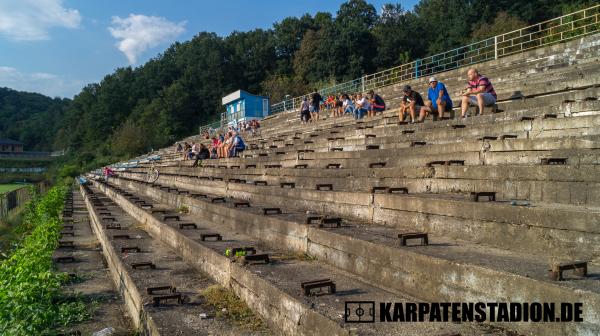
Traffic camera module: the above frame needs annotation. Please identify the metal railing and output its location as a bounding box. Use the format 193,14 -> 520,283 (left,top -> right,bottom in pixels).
195,4 -> 599,133
199,120 -> 222,136
269,4 -> 599,114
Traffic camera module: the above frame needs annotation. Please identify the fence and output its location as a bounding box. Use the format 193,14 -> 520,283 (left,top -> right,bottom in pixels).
0,186 -> 30,220
0,150 -> 64,159
269,4 -> 600,114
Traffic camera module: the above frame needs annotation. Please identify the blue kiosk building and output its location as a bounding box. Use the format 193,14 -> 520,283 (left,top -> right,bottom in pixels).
221,90 -> 270,125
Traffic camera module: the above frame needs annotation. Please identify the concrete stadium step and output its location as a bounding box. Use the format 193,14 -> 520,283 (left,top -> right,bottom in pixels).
259,70 -> 600,125
54,188 -> 133,335
116,172 -> 600,260
253,101 -> 600,148
79,184 -> 271,335
243,115 -> 600,156
217,142 -> 600,171
126,162 -> 600,206
148,130 -> 600,169
87,179 -> 509,336
247,97 -> 599,144
141,148 -> 600,174
102,176 -> 600,335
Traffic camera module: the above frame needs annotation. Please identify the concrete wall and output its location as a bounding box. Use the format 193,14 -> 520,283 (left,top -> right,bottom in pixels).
0,186 -> 30,220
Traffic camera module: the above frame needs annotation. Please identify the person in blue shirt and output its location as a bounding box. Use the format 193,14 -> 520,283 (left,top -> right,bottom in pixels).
424,76 -> 453,121
229,131 -> 246,157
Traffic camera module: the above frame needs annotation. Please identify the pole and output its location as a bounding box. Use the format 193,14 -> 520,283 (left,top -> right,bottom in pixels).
494,36 -> 498,60
361,75 -> 365,93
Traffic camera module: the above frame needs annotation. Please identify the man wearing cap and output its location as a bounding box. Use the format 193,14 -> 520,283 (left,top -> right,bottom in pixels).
426,76 -> 453,120
399,85 -> 425,123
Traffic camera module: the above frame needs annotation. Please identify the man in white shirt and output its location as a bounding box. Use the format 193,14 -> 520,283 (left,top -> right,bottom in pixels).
353,93 -> 370,120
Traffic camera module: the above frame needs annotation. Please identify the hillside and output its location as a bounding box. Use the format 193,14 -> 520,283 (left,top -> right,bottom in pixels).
0,0 -> 593,171
0,87 -> 69,151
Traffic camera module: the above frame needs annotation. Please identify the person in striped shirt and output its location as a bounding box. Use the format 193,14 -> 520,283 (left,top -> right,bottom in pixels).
460,68 -> 497,118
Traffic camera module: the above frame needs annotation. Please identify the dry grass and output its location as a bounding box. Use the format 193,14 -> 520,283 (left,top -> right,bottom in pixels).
200,285 -> 267,332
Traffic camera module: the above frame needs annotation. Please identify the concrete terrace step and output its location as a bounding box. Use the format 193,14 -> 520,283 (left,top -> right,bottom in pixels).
88,179 -> 510,336
54,189 -> 133,335
101,175 -> 600,335
125,164 -> 600,207
117,173 -> 600,260
80,184 -> 271,335
243,95 -> 600,146
147,132 -> 600,170
249,105 -> 600,147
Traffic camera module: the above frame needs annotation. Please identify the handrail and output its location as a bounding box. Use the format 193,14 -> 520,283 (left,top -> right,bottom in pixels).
269,4 -> 599,114
198,4 -> 599,131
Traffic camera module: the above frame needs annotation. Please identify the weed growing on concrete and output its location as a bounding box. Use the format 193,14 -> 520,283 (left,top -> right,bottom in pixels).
200,285 -> 267,332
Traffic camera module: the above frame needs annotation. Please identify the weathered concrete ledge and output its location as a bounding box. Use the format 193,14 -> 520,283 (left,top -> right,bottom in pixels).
80,185 -> 161,335
108,176 -> 600,336
91,179 -> 349,336
120,172 -> 600,259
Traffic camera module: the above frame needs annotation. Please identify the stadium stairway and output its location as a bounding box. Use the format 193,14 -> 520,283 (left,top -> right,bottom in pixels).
101,33 -> 600,335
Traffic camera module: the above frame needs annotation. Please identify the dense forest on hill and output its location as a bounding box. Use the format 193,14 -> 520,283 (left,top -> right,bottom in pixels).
0,0 -> 593,172
0,88 -> 69,151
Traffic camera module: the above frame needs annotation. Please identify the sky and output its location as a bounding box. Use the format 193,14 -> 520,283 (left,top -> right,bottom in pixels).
0,0 -> 419,99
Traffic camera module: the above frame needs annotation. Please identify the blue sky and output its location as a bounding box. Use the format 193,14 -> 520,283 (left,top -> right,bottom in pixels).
0,0 -> 418,98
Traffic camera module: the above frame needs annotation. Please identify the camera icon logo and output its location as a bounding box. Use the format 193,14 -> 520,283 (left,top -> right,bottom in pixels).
345,301 -> 375,323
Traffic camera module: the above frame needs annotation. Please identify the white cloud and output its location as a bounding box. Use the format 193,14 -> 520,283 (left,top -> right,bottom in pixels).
0,0 -> 81,41
0,66 -> 84,98
109,14 -> 186,64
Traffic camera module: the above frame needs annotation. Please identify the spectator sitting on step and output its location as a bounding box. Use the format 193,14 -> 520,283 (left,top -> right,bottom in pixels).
191,143 -> 210,167
190,142 -> 200,160
399,85 -> 425,123
251,119 -> 260,134
310,91 -> 323,122
353,93 -> 370,120
460,68 -> 497,118
425,76 -> 453,121
103,166 -> 116,182
342,94 -> 354,114
229,131 -> 246,157
182,142 -> 191,160
217,134 -> 226,158
300,97 -> 311,124
335,94 -> 344,117
326,94 -> 335,117
209,136 -> 219,159
175,142 -> 183,153
367,90 -> 385,118
220,132 -> 233,158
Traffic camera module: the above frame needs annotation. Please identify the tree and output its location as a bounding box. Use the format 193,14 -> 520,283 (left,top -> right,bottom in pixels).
470,12 -> 528,41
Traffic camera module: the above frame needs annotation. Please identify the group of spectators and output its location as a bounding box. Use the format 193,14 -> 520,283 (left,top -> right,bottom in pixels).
300,90 -> 386,123
177,130 -> 246,167
174,68 -> 496,166
236,119 -> 261,134
299,68 -> 496,124
399,68 -> 497,123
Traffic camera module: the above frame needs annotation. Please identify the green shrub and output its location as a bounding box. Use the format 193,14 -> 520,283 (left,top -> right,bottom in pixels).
58,165 -> 80,179
0,184 -> 89,335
